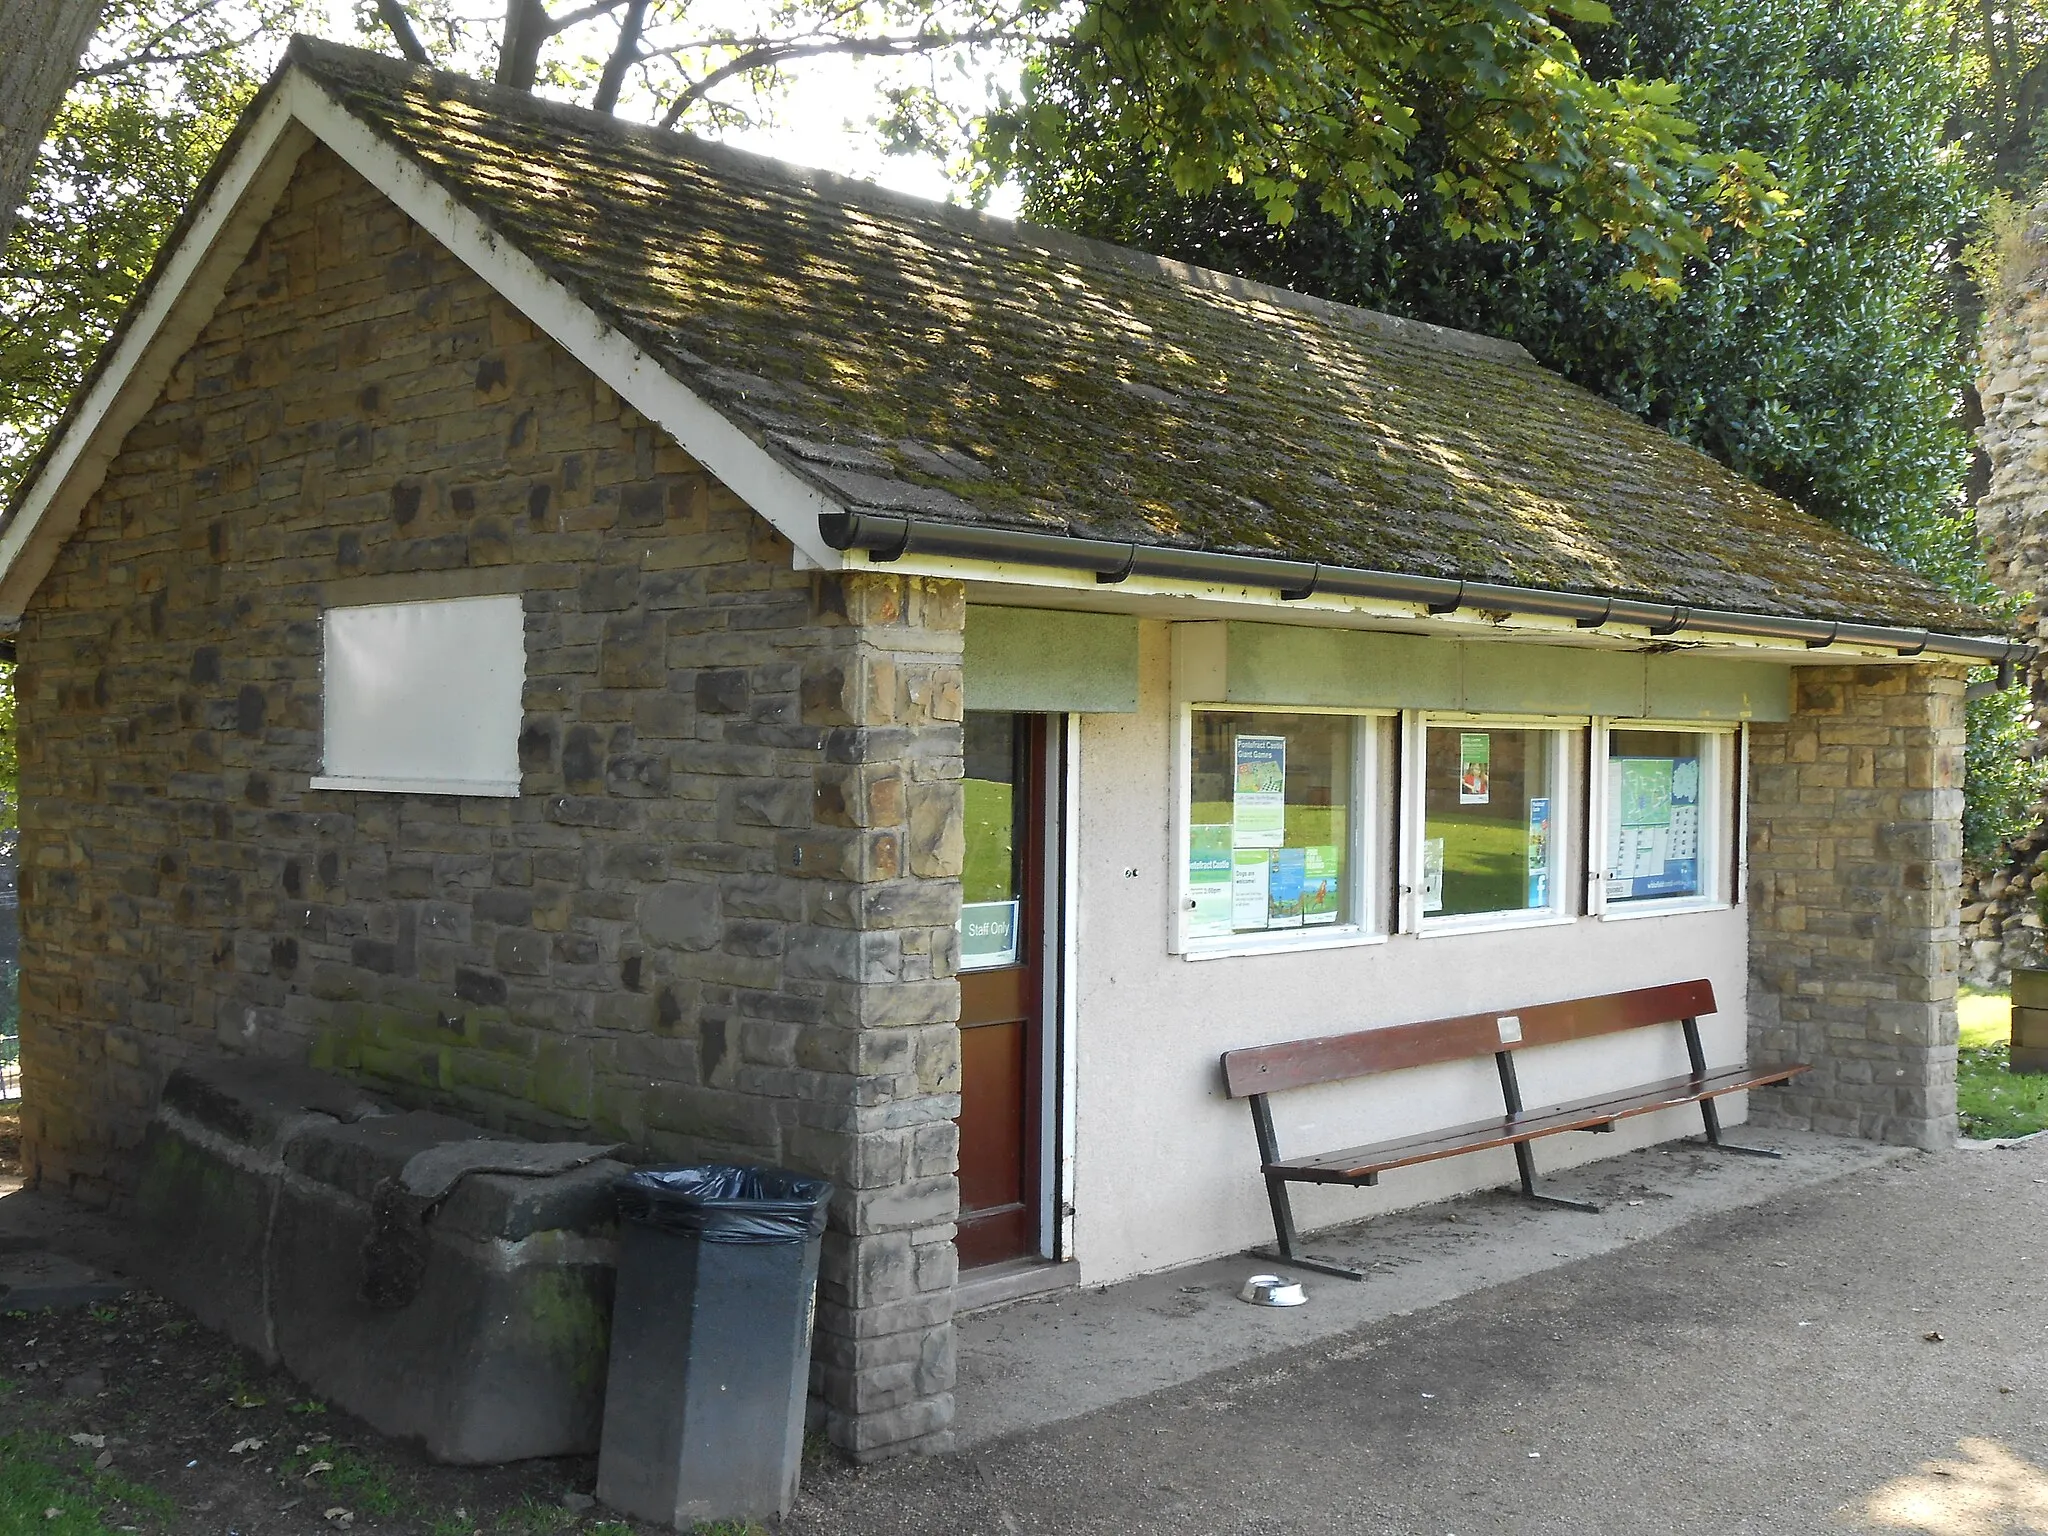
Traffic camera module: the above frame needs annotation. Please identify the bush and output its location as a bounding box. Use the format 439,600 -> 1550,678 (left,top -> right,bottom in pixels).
1964,676 -> 2047,864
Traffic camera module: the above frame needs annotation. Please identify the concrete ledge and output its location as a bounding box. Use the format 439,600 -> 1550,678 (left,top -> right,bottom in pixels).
954,1129 -> 1905,1448
135,1056 -> 626,1463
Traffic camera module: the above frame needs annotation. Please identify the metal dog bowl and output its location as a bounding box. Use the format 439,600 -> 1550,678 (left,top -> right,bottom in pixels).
1237,1273 -> 1307,1307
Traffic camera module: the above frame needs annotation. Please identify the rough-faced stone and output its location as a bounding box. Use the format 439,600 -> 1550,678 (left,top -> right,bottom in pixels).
14,143 -> 964,1460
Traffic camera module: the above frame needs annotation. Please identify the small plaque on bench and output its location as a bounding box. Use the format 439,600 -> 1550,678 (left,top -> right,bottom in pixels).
1497,1015 -> 1522,1044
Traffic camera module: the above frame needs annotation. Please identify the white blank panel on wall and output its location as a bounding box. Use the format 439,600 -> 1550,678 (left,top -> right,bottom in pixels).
311,594 -> 526,796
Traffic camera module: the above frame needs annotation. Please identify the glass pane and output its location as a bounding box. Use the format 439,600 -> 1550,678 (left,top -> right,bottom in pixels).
1188,712 -> 1351,937
1604,729 -> 1707,904
1422,727 -> 1556,918
960,713 -> 1025,969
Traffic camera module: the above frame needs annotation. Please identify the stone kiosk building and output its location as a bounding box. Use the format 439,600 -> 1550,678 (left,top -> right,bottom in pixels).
0,39 -> 2019,1459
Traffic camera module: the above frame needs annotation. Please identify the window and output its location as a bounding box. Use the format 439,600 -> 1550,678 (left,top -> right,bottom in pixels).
311,594 -> 525,796
960,712 -> 1027,970
1596,725 -> 1733,914
1411,720 -> 1571,929
1179,709 -> 1382,952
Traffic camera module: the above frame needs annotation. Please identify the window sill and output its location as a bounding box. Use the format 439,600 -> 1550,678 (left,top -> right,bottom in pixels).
308,774 -> 521,797
1597,899 -> 1734,923
1179,925 -> 1388,962
1413,911 -> 1579,940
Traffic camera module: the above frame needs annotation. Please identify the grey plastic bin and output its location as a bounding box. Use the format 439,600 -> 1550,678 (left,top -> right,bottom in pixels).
595,1164 -> 833,1527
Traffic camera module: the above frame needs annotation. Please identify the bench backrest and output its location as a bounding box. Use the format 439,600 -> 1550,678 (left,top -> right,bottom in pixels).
1219,978 -> 1716,1100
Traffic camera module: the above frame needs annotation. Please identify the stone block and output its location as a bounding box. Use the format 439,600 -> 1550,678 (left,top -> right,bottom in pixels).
136,1058 -> 621,1462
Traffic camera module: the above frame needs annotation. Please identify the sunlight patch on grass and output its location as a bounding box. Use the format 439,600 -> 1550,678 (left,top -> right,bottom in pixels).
1959,989 -> 2011,1050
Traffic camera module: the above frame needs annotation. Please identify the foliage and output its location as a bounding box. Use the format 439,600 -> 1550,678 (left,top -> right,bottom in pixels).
0,0 -> 281,496
1965,676 -> 2047,863
1019,0 -> 1981,583
1946,0 -> 2048,199
974,0 -> 1786,293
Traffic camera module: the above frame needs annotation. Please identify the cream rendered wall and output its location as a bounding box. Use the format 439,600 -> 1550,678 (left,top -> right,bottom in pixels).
1068,621 -> 1753,1284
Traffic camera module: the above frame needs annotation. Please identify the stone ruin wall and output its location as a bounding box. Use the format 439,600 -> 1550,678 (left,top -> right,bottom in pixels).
1966,197 -> 2048,987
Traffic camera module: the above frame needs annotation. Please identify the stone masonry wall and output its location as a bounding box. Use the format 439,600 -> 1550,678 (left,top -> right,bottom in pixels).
1968,208 -> 2048,988
15,142 -> 964,1457
1746,664 -> 1967,1150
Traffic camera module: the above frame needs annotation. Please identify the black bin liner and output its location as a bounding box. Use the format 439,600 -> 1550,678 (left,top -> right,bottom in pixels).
615,1164 -> 832,1245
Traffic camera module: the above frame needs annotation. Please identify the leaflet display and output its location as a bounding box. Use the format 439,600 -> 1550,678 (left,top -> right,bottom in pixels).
1605,755 -> 1703,902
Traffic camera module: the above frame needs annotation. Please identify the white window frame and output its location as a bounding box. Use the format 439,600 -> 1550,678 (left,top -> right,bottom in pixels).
310,594 -> 526,798
1402,711 -> 1579,938
1590,719 -> 1737,921
1170,703 -> 1392,960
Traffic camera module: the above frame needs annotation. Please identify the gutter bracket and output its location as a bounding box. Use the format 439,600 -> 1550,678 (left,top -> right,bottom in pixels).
1804,623 -> 1840,651
1574,598 -> 1615,631
1279,563 -> 1323,602
1425,580 -> 1466,617
866,514 -> 913,564
1095,543 -> 1140,585
1646,606 -> 1690,639
1894,632 -> 1930,659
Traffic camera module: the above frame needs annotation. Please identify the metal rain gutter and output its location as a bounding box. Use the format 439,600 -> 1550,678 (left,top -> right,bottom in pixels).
819,511 -> 2028,672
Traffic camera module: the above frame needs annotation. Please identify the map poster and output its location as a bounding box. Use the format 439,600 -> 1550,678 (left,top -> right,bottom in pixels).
1187,824 -> 1234,939
1619,756 -> 1674,829
1459,732 -> 1491,805
1526,796 -> 1552,908
1606,755 -> 1704,902
1302,845 -> 1341,925
1267,847 -> 1307,929
1233,735 -> 1287,847
1422,836 -> 1446,914
1231,849 -> 1271,930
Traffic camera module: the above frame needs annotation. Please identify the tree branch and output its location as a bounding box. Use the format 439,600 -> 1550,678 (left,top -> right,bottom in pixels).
544,0 -> 631,37
592,0 -> 647,112
374,0 -> 430,64
655,24 -> 1018,129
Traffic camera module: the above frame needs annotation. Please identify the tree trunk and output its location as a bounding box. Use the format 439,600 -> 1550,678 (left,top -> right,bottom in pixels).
0,0 -> 106,255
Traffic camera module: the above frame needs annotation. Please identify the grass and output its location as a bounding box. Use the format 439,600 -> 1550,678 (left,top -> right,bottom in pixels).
1956,989 -> 2048,1140
0,1431 -> 175,1535
284,1445 -> 402,1517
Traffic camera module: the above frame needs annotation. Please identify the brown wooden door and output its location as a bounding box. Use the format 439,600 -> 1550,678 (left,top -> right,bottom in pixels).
955,712 -> 1049,1270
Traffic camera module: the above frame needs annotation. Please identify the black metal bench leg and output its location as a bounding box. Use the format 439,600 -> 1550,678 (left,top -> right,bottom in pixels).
1511,1138 -> 1601,1214
1689,1094 -> 1784,1159
1247,1094 -> 1366,1281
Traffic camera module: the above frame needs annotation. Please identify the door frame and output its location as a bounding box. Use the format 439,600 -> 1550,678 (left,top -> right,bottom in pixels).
1046,712 -> 1079,1261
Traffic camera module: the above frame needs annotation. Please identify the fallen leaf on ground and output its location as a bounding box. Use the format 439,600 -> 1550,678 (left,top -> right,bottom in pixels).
69,1433 -> 105,1449
1924,1331 -> 1946,1342
230,1438 -> 265,1455
324,1509 -> 353,1527
306,1460 -> 334,1475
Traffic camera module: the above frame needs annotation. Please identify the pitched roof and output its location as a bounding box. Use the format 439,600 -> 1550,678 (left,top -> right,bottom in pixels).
0,38 -> 2004,641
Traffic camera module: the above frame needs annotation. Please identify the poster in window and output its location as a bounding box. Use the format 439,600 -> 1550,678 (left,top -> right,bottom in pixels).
1421,836 -> 1446,914
1266,847 -> 1306,929
1233,735 -> 1287,848
1526,796 -> 1552,908
1302,845 -> 1341,925
1187,824 -> 1234,938
1231,849 -> 1271,930
1458,732 -> 1491,805
1605,756 -> 1703,902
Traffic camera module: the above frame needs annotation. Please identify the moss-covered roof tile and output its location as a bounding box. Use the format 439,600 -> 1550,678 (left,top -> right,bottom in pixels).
294,39 -> 1993,635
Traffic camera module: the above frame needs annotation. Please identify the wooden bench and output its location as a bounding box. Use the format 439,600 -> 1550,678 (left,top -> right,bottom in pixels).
1219,979 -> 1808,1280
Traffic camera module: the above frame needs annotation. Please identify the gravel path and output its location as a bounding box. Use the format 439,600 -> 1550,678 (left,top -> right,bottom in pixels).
787,1139 -> 2048,1536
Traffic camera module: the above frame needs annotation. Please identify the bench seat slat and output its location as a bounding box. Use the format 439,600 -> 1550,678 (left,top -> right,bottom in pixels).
1267,1062 -> 1808,1185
